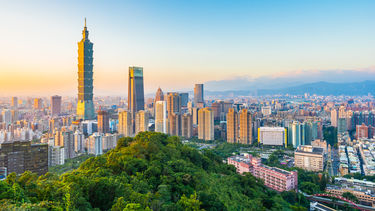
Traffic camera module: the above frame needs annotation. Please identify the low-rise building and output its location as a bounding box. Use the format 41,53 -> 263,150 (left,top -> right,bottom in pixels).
228,153 -> 298,192
294,145 -> 325,172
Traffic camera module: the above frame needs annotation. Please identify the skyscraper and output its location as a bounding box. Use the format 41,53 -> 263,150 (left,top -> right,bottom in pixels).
97,110 -> 110,134
128,66 -> 145,118
239,109 -> 252,145
118,110 -> 132,137
226,108 -> 238,143
155,101 -> 167,133
198,107 -> 214,141
77,19 -> 95,120
155,87 -> 164,102
51,95 -> 62,117
194,84 -> 204,107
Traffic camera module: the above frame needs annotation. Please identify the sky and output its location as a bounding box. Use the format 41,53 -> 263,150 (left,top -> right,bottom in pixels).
0,0 -> 374,96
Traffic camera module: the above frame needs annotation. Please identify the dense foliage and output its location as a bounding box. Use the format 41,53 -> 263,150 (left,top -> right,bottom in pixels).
49,154 -> 94,175
0,132 -> 307,210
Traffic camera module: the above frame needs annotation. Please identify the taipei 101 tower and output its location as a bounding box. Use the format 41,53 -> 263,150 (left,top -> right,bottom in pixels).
76,18 -> 95,120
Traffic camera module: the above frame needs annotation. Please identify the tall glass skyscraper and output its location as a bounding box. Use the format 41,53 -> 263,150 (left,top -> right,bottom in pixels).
76,19 -> 95,120
128,66 -> 145,116
194,84 -> 204,107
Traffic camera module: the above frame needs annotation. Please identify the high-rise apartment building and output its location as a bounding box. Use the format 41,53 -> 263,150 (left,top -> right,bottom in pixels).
356,123 -> 369,139
168,113 -> 181,136
51,95 -> 62,116
87,133 -> 103,155
226,108 -> 238,143
155,101 -> 167,133
239,109 -> 252,145
194,84 -> 204,107
76,19 -> 95,120
74,130 -> 85,153
118,110 -> 132,137
181,113 -> 193,138
167,92 -> 181,115
97,110 -> 110,134
135,110 -> 149,134
331,109 -> 338,127
128,66 -> 145,118
0,141 -> 48,176
198,108 -> 214,141
11,97 -> 18,109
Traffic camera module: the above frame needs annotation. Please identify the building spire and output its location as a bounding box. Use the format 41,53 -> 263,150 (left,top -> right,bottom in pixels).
84,17 -> 86,28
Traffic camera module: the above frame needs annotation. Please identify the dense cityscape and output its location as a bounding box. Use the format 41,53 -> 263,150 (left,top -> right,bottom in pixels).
1,1 -> 375,210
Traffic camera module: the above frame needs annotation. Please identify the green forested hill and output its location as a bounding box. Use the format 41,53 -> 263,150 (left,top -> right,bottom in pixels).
0,132 -> 307,210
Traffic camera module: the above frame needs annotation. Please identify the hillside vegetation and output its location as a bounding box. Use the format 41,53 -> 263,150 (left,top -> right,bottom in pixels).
0,132 -> 307,210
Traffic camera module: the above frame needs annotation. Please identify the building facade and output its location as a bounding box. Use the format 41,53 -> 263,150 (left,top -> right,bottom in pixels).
294,145 -> 325,172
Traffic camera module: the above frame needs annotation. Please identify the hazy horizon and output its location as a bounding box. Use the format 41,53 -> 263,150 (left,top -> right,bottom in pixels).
1,0 -> 374,96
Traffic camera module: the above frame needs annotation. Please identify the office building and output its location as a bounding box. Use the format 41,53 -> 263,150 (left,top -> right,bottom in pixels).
51,95 -> 62,116
135,110 -> 149,134
239,109 -> 252,145
198,108 -> 214,141
181,113 -> 192,138
226,108 -> 238,143
167,92 -> 181,115
0,141 -> 48,176
118,110 -> 132,137
128,66 -> 145,119
258,127 -> 286,146
97,110 -> 110,134
76,19 -> 95,120
294,145 -> 325,172
155,101 -> 167,133
194,84 -> 204,107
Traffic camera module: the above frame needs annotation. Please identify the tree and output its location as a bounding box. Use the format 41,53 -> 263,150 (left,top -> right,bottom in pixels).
177,192 -> 202,211
342,192 -> 359,203
300,182 -> 320,195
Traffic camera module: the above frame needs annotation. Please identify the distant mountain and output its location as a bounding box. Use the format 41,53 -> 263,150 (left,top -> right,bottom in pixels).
258,80 -> 375,96
204,80 -> 375,97
204,69 -> 375,91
